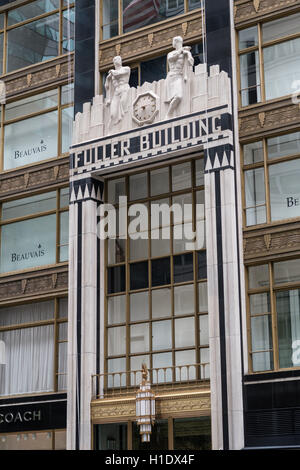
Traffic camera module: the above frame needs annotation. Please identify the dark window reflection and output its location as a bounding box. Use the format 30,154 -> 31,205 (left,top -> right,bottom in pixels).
197,251 -> 207,280
108,265 -> 126,294
7,14 -> 60,73
141,55 -> 166,85
130,261 -> 149,290
174,253 -> 193,283
129,67 -> 139,89
152,257 -> 171,286
174,417 -> 211,450
133,420 -> 168,450
94,423 -> 127,450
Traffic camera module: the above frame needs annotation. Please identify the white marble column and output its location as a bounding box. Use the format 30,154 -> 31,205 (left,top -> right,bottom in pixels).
205,141 -> 245,450
67,176 -> 103,450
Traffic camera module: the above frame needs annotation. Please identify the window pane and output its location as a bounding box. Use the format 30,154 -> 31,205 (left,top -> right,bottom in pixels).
251,315 -> 272,351
175,350 -> 196,381
269,159 -> 300,221
175,317 -> 195,348
0,214 -> 56,273
5,90 -> 58,121
262,13 -> 300,43
240,53 -> 260,96
200,347 -> 210,378
129,172 -> 148,200
61,106 -> 73,154
62,7 -> 75,53
196,284 -> 208,315
0,301 -> 54,327
102,0 -> 118,40
172,193 -> 192,224
59,211 -> 69,262
107,326 -> 126,356
2,192 -> 56,220
7,0 -> 60,26
122,0 -> 184,34
58,322 -> 68,341
7,14 -> 60,73
58,341 -> 67,376
174,253 -> 193,283
132,419 -> 168,451
264,38 -> 300,101
195,158 -> 204,186
140,55 -> 166,85
248,264 -> 269,289
172,162 -> 191,191
250,293 -> 270,315
267,132 -> 300,160
60,187 -> 69,208
59,297 -> 68,318
152,320 -> 172,350
188,0 -> 202,12
151,229 -> 170,257
252,351 -> 273,372
174,284 -> 194,316
107,178 -> 126,204
150,167 -> 169,196
244,168 -> 266,226
95,423 -> 127,450
239,26 -> 258,50
274,259 -> 300,285
243,141 -> 264,165
173,223 -> 194,254
4,111 -> 58,170
0,33 -> 3,76
0,14 -> 4,30
199,314 -> 209,345
240,51 -> 261,106
130,237 -> 148,261
130,323 -> 149,353
151,257 -> 170,286
107,265 -> 126,294
197,251 -> 207,280
108,238 -> 126,264
107,357 -> 126,387
152,288 -> 171,318
152,352 -> 172,382
130,291 -> 149,322
276,289 -> 300,368
0,324 -> 54,395
61,83 -> 74,105
130,261 -> 148,290
173,417 -> 211,451
108,295 -> 126,325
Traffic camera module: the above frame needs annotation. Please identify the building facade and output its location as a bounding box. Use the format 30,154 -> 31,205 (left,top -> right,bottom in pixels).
0,0 -> 299,451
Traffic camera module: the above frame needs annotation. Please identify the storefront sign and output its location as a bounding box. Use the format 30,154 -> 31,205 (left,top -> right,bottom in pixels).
0,400 -> 66,433
71,107 -> 232,175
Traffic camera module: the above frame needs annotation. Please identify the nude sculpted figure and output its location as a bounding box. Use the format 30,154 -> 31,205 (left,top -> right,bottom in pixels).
165,36 -> 194,119
105,56 -> 131,129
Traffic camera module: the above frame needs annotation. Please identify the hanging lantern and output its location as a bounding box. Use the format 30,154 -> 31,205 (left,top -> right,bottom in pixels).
136,363 -> 155,443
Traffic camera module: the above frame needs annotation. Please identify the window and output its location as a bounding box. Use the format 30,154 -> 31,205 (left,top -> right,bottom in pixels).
0,429 -> 66,450
104,158 -> 208,387
247,259 -> 300,372
238,13 -> 300,106
0,298 -> 68,396
101,43 -> 203,93
0,188 -> 69,273
242,131 -> 300,226
0,1 -> 74,75
101,0 -> 202,40
1,83 -> 73,170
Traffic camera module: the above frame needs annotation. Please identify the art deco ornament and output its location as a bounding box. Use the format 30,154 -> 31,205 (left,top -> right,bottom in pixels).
136,363 -> 155,443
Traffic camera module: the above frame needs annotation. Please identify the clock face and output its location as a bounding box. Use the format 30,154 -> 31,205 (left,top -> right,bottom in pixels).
133,93 -> 157,124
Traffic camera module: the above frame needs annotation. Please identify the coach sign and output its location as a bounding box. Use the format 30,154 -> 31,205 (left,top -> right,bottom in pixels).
0,400 -> 66,433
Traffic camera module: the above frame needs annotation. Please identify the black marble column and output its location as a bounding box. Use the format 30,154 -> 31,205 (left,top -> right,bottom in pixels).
74,0 -> 95,116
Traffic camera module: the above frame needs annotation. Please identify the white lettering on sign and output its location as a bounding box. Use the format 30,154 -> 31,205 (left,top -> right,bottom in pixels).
0,410 -> 42,425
